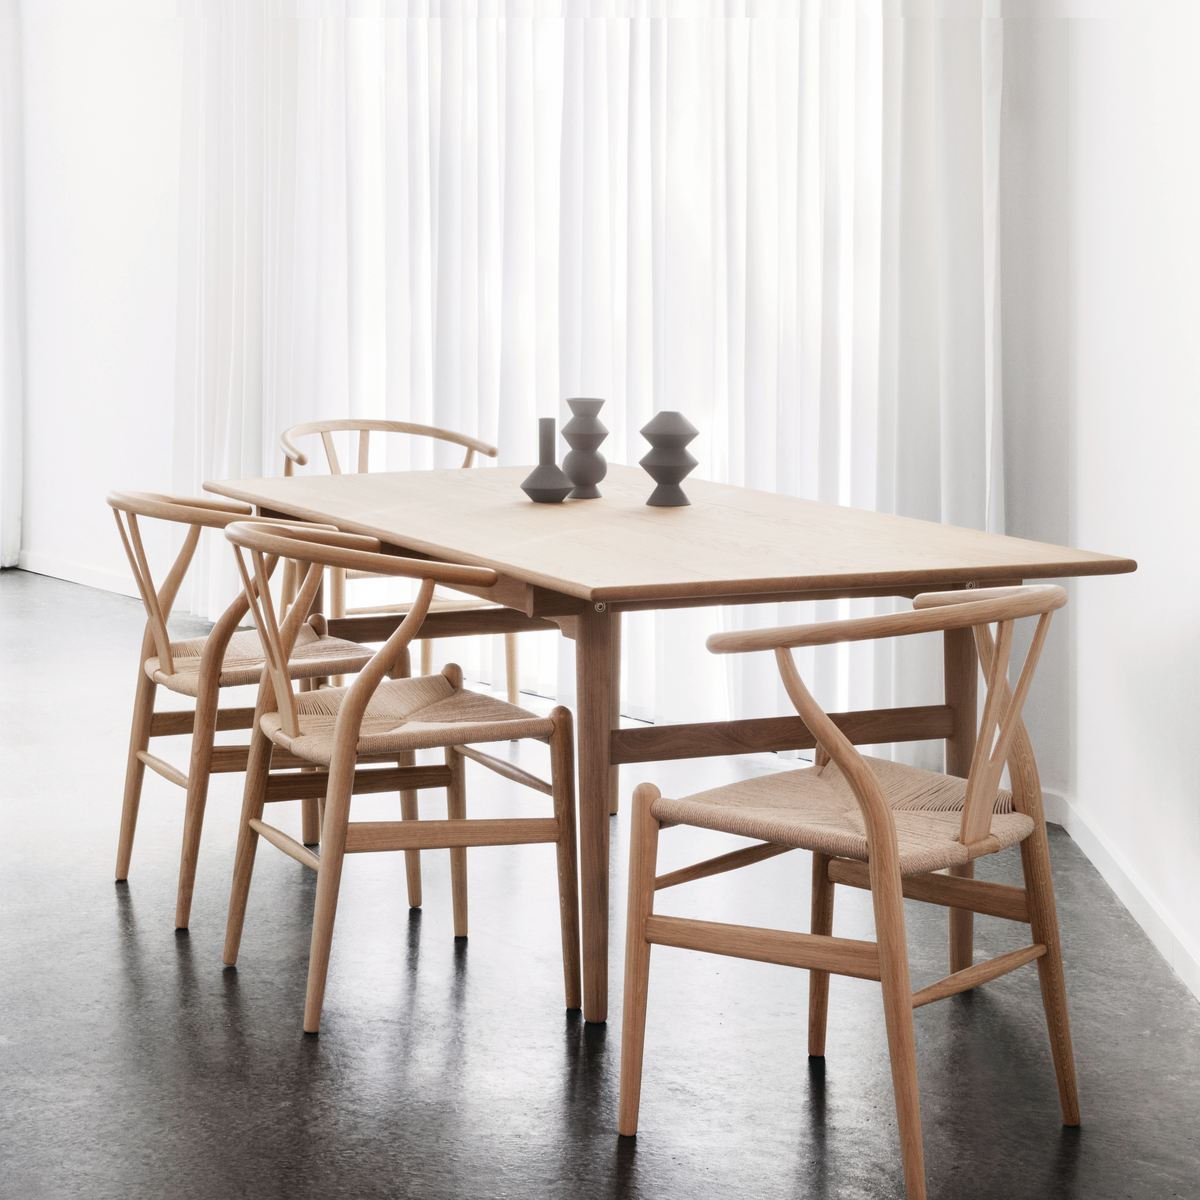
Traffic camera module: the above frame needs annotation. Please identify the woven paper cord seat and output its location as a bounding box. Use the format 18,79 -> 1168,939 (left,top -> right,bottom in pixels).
260,673 -> 555,765
145,624 -> 372,697
652,755 -> 1035,876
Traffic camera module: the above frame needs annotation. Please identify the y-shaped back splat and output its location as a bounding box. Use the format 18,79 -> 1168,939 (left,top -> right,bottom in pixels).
111,509 -> 200,676
280,420 -> 498,476
960,613 -> 1054,843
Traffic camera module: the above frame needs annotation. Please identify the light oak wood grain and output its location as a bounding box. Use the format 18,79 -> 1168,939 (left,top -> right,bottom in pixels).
910,944 -> 1047,1009
205,465 -> 1134,604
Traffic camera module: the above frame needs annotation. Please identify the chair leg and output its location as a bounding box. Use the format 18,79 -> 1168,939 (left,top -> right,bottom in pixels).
303,751 -> 356,1034
399,752 -> 422,908
618,783 -> 661,1137
808,852 -> 835,1056
116,667 -> 157,880
550,707 -> 582,1010
299,684 -> 321,845
446,745 -> 468,937
505,632 -> 519,706
223,722 -> 273,965
301,792 -> 321,846
948,861 -> 975,974
870,854 -> 927,1200
1021,829 -> 1081,1125
420,638 -> 433,677
330,567 -> 346,687
174,678 -> 222,928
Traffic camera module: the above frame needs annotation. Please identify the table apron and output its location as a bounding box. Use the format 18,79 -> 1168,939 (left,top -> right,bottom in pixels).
327,610 -> 560,642
609,704 -> 955,765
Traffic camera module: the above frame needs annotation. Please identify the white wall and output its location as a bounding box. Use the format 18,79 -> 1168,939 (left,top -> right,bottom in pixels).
19,1 -> 181,595
1062,9 -> 1200,999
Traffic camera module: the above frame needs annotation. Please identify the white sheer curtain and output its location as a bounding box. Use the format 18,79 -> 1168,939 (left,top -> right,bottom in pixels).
175,5 -> 1004,750
0,4 -> 23,570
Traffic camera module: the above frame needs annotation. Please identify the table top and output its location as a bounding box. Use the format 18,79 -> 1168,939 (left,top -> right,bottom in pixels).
206,464 -> 1136,604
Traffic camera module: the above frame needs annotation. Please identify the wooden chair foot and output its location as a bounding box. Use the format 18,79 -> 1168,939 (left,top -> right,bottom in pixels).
617,784 -> 660,1137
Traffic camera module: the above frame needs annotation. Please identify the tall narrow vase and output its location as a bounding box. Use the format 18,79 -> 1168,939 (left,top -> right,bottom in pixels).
562,398 -> 608,499
639,411 -> 699,506
520,418 -> 572,503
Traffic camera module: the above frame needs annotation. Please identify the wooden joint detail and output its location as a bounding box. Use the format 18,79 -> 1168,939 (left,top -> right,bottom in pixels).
454,745 -> 553,795
343,816 -> 560,854
642,915 -> 881,981
911,944 -> 1047,1009
827,858 -> 1030,923
655,842 -> 794,891
136,751 -> 188,790
249,818 -> 320,870
609,705 -> 954,765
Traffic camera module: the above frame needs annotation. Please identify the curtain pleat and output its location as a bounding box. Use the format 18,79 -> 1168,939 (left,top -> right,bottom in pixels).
175,4 -> 1005,739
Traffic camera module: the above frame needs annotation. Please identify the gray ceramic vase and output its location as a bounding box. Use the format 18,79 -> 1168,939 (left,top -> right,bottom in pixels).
520,418 -> 573,503
562,398 -> 608,499
639,411 -> 699,506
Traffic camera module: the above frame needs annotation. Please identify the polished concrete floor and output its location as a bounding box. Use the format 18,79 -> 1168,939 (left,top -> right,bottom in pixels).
2,567 -> 1198,1200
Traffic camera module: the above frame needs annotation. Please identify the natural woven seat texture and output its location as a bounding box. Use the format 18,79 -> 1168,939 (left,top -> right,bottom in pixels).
145,624 -> 372,696
260,673 -> 554,764
652,755 -> 1035,876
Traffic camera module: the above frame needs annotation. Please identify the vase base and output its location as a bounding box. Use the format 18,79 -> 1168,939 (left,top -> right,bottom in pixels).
645,484 -> 691,507
567,485 -> 602,500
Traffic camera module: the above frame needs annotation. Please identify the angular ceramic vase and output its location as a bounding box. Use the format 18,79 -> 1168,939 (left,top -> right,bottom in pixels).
520,418 -> 572,503
562,398 -> 609,499
639,411 -> 699,506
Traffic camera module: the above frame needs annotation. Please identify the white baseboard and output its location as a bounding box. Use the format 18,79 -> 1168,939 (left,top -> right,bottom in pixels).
17,551 -> 140,599
1048,789 -> 1200,1005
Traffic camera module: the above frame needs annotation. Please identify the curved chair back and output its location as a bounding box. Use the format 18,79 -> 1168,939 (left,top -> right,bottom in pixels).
280,419 -> 498,475
224,521 -> 498,740
107,490 -> 256,676
706,584 -> 1067,855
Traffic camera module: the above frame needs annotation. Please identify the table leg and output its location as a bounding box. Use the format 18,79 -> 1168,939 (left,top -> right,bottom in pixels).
944,625 -> 978,974
608,612 -> 622,817
576,604 -> 613,1023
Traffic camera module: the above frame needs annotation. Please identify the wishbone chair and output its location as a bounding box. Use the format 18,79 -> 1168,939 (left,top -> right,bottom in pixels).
221,520 -> 581,1033
108,490 -> 374,928
618,584 -> 1079,1200
279,419 -> 520,704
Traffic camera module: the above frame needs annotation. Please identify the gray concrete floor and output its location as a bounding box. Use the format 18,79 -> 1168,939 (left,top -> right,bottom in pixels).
1,567 -> 1198,1200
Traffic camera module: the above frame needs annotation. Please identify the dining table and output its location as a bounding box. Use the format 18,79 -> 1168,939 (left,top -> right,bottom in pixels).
205,462 -> 1136,1025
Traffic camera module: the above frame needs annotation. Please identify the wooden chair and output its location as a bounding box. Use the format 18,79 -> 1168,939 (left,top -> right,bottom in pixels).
618,585 -> 1079,1200
108,490 -> 375,928
221,520 -> 581,1033
279,419 -> 520,704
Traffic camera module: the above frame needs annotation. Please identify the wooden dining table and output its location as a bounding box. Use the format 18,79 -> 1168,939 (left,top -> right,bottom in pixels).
206,463 -> 1135,1025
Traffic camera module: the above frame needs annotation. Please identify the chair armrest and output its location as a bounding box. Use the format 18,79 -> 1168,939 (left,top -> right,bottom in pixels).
705,585 -> 1066,655
225,520 -> 499,589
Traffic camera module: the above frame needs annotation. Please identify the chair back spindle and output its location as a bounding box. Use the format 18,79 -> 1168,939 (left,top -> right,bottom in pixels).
281,419 -> 497,477
225,521 -> 497,738
107,490 -> 257,677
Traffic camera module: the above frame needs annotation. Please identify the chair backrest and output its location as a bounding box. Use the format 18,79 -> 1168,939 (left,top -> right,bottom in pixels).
107,490 -> 256,676
224,520 -> 498,740
108,490 -> 339,678
706,584 -> 1067,853
280,420 -> 499,476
